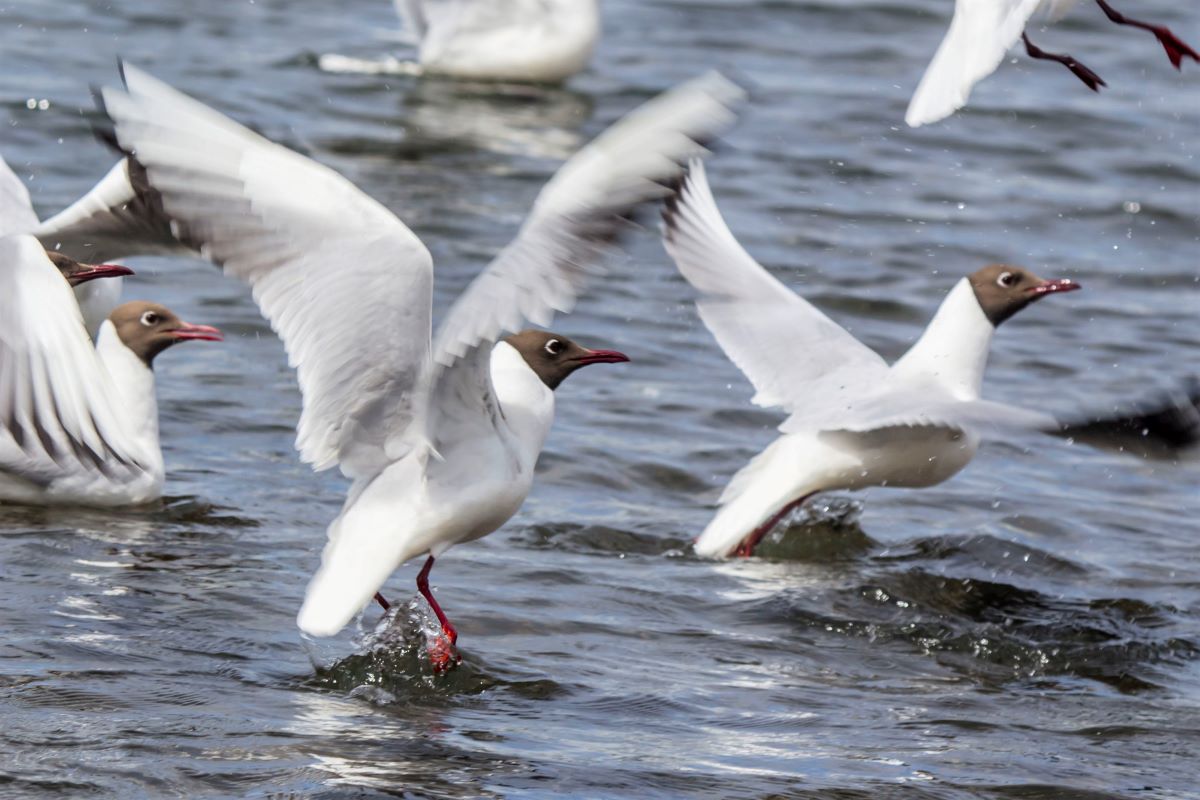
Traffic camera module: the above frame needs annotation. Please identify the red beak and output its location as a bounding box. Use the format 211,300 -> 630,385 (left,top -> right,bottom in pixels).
575,348 -> 630,366
1027,278 -> 1082,296
67,264 -> 135,287
171,322 -> 223,342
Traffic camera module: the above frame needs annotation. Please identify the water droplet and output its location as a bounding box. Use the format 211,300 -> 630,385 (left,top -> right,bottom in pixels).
1122,200 -> 1141,214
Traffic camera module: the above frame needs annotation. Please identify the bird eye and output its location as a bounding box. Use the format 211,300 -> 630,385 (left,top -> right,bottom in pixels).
140,311 -> 160,326
544,338 -> 564,356
996,271 -> 1017,288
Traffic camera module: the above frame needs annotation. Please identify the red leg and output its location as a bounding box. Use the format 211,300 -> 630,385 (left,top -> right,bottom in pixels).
416,555 -> 461,671
374,592 -> 391,612
734,493 -> 816,558
1023,32 -> 1107,91
1095,0 -> 1199,69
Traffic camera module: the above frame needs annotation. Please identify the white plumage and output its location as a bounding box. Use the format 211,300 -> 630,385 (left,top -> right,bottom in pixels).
394,0 -> 600,82
0,152 -> 182,334
663,161 -> 1074,559
100,64 -> 744,641
0,235 -> 160,506
907,0 -> 1198,127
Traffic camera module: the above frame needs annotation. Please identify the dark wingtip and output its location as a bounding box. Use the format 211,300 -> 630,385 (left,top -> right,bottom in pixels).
1057,378 -> 1200,454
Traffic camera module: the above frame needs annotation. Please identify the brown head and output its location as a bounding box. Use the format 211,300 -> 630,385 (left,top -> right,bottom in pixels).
968,264 -> 1081,327
46,250 -> 134,287
108,301 -> 223,367
502,330 -> 630,390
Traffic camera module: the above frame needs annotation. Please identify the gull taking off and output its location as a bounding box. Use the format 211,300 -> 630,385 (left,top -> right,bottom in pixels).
0,152 -> 181,335
906,0 -> 1199,127
99,64 -> 743,665
662,161 -> 1080,558
0,234 -> 221,507
393,0 -> 600,82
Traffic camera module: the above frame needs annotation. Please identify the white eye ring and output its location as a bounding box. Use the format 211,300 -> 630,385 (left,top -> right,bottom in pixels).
140,311 -> 160,327
996,271 -> 1017,288
544,338 -> 564,355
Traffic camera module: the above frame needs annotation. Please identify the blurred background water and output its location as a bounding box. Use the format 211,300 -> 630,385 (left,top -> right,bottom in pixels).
0,0 -> 1198,797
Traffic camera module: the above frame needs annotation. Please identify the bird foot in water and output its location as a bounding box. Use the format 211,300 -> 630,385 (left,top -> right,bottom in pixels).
425,628 -> 461,673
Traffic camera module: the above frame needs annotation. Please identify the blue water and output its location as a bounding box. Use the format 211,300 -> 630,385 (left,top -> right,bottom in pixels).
1,0 -> 1198,797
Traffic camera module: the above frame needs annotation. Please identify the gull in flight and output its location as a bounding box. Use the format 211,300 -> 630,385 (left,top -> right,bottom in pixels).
907,0 -> 1199,127
99,64 -> 744,666
663,160 -> 1081,558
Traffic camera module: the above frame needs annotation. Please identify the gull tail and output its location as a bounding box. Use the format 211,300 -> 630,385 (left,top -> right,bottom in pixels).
296,457 -> 433,637
694,436 -> 824,559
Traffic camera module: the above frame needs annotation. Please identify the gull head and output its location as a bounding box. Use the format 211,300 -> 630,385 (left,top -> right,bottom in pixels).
46,250 -> 134,287
968,264 -> 1081,327
109,301 -> 223,367
503,329 -> 629,390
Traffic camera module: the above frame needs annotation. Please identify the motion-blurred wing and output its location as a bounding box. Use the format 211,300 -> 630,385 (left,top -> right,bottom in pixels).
432,72 -> 744,367
32,157 -> 185,263
393,0 -> 428,42
663,159 -> 890,419
0,154 -> 40,235
807,387 -> 1058,439
426,72 -> 744,442
906,0 -> 1044,127
100,63 -> 435,479
0,234 -> 147,486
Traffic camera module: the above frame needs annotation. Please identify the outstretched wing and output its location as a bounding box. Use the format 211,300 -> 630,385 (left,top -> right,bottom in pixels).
0,234 -> 149,488
425,72 -> 745,442
906,0 -> 1045,127
99,63 -> 435,479
663,158 -> 890,420
0,154 -> 40,236
32,157 -> 185,264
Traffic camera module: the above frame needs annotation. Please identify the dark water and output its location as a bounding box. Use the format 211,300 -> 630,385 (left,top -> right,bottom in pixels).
2,0 -> 1199,796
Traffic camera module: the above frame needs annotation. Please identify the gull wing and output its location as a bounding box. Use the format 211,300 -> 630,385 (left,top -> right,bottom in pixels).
804,383 -> 1058,439
905,0 -> 1045,127
99,63 -> 435,479
662,158 -> 890,421
32,157 -> 185,264
0,234 -> 148,488
424,72 -> 745,445
0,155 -> 40,236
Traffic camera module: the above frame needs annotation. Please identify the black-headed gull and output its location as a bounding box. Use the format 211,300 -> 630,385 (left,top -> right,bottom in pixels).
98,64 -> 743,665
0,152 -> 181,335
662,161 -> 1081,559
906,0 -> 1199,127
0,233 -> 221,507
393,0 -> 600,82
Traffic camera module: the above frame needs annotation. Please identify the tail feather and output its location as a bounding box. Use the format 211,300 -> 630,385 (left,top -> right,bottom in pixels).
695,437 -> 814,558
297,456 -> 432,637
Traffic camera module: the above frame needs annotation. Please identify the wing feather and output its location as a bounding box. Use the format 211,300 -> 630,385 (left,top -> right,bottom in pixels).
99,63 -> 435,478
0,154 -> 39,236
662,159 -> 890,420
905,0 -> 1046,127
426,73 -> 745,446
431,72 -> 746,369
0,234 -> 148,488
